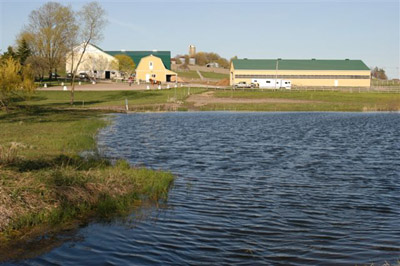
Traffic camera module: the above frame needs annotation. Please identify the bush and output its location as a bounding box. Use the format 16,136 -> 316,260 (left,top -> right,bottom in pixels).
0,142 -> 26,166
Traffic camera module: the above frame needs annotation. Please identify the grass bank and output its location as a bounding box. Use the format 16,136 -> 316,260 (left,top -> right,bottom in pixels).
206,90 -> 400,112
175,70 -> 200,79
23,88 -> 206,111
200,71 -> 229,80
0,107 -> 174,260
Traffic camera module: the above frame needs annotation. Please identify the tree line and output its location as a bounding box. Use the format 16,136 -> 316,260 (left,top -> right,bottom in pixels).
175,52 -> 237,69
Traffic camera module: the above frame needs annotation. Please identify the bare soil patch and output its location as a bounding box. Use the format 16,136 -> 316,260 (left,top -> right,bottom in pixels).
186,91 -> 322,107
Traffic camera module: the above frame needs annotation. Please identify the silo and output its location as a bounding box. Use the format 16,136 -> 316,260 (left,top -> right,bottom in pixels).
189,45 -> 196,57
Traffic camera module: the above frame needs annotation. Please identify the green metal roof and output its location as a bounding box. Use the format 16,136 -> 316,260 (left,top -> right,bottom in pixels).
105,51 -> 171,70
90,44 -> 104,52
232,59 -> 370,71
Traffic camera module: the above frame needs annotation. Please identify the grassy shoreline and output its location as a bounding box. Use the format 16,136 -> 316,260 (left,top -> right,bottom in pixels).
0,107 -> 174,261
25,89 -> 400,112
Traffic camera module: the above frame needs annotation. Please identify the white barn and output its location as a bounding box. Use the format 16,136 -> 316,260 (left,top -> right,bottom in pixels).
66,43 -> 120,79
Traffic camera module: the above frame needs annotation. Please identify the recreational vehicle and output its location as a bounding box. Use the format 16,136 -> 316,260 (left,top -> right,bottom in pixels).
252,79 -> 291,89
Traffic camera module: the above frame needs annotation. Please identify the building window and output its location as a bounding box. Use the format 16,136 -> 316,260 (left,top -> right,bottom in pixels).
149,61 -> 153,70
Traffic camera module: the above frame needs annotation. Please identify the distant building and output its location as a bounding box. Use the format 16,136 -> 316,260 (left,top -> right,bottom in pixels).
206,62 -> 219,68
179,57 -> 186,64
189,45 -> 196,57
135,54 -> 177,83
230,59 -> 371,87
65,43 -> 120,79
189,58 -> 196,65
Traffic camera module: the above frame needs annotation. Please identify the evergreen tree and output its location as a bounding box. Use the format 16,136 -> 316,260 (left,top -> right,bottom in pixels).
16,39 -> 31,65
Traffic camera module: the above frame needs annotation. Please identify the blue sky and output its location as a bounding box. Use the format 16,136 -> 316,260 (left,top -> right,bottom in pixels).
1,0 -> 399,78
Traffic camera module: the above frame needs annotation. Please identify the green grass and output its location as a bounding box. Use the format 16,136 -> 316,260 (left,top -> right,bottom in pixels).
200,71 -> 229,80
210,90 -> 400,112
22,88 -> 206,109
0,107 -> 174,259
176,70 -> 200,79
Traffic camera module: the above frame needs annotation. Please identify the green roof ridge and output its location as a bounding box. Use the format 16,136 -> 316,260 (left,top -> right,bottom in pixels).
232,59 -> 370,71
105,50 -> 171,70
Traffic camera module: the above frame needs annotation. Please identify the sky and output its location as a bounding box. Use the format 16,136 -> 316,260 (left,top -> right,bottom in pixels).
0,0 -> 399,78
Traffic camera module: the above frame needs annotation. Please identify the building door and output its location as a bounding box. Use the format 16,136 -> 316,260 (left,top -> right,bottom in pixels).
145,74 -> 150,82
105,71 -> 111,79
334,80 -> 339,87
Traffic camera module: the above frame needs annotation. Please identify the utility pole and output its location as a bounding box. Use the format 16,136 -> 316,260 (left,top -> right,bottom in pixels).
275,58 -> 280,89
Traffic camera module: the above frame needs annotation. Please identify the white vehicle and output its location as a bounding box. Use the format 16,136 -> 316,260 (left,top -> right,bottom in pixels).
234,81 -> 255,89
281,80 -> 291,89
252,79 -> 291,89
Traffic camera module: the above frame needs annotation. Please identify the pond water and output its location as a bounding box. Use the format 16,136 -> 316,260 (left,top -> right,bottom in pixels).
11,112 -> 400,265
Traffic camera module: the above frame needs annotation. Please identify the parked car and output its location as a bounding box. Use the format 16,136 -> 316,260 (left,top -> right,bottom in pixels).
234,81 -> 255,89
50,73 -> 60,79
79,72 -> 90,81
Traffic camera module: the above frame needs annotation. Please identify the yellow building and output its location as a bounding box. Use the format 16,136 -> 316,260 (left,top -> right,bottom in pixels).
230,59 -> 371,87
135,54 -> 177,83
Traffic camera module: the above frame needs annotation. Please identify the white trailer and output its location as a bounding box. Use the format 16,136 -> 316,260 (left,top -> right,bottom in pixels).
281,80 -> 291,89
251,79 -> 291,89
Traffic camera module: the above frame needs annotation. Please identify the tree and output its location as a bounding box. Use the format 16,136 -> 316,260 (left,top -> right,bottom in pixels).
114,54 -> 135,77
25,55 -> 48,80
0,58 -> 35,111
216,58 -> 229,68
195,52 -> 207,66
69,1 -> 107,105
23,2 -> 75,78
230,55 -> 238,64
193,51 -> 230,68
16,38 -> 31,65
371,67 -> 387,80
2,46 -> 17,61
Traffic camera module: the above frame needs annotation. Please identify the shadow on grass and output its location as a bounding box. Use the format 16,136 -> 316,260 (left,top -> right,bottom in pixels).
102,90 -> 162,102
9,154 -> 110,172
0,105 -> 107,123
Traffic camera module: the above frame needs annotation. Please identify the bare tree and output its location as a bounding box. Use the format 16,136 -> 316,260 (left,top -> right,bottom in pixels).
69,2 -> 107,105
23,2 -> 75,79
25,55 -> 48,80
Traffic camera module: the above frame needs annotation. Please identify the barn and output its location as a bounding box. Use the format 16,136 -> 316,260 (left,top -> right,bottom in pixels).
66,43 -> 120,79
134,54 -> 177,83
105,50 -> 176,83
230,59 -> 371,87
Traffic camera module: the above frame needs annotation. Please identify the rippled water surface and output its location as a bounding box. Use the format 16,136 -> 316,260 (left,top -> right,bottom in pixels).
13,112 -> 400,265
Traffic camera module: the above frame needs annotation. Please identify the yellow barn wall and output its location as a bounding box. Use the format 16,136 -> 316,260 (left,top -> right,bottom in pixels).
136,55 -> 170,82
230,67 -> 371,87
